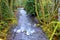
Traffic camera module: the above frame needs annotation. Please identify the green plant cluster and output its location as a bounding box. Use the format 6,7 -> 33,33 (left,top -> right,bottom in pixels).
1,0 -> 13,19
25,0 -> 35,15
25,0 -> 46,15
25,0 -> 58,23
0,0 -> 16,31
46,21 -> 60,40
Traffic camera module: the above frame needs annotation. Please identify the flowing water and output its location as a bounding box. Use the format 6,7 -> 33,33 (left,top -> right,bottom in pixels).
7,8 -> 48,40
14,8 -> 36,35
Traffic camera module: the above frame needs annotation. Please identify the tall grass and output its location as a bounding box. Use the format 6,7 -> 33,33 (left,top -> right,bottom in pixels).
36,0 -> 59,40
0,0 -> 17,40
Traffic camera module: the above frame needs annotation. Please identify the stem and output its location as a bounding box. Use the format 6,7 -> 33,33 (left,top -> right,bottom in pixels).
35,0 -> 40,23
39,0 -> 46,25
49,23 -> 58,40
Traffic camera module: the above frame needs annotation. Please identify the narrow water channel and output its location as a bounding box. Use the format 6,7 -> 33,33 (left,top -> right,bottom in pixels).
14,8 -> 36,35
7,8 -> 48,40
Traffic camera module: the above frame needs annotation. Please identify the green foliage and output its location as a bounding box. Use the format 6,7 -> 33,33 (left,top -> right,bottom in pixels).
0,1 -> 17,40
1,0 -> 14,19
48,22 -> 60,40
0,21 -> 8,30
0,0 -> 16,31
25,0 -> 35,15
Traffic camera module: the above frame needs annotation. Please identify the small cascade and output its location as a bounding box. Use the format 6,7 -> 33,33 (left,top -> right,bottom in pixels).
13,8 -> 36,35
8,8 -> 48,40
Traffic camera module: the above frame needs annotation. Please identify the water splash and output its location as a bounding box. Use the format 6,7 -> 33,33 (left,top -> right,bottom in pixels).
14,8 -> 36,35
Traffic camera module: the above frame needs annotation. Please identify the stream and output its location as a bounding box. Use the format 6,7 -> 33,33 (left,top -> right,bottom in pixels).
7,8 -> 48,40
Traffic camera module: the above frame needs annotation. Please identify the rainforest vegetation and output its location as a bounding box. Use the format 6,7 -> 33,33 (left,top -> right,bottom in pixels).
0,0 -> 60,40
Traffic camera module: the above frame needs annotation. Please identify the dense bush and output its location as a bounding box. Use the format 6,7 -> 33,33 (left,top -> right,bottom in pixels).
0,0 -> 16,31
25,0 -> 58,23
1,0 -> 13,19
25,0 -> 35,15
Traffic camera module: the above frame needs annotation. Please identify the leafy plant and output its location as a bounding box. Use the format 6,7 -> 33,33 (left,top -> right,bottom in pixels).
25,0 -> 36,15
0,0 -> 17,33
